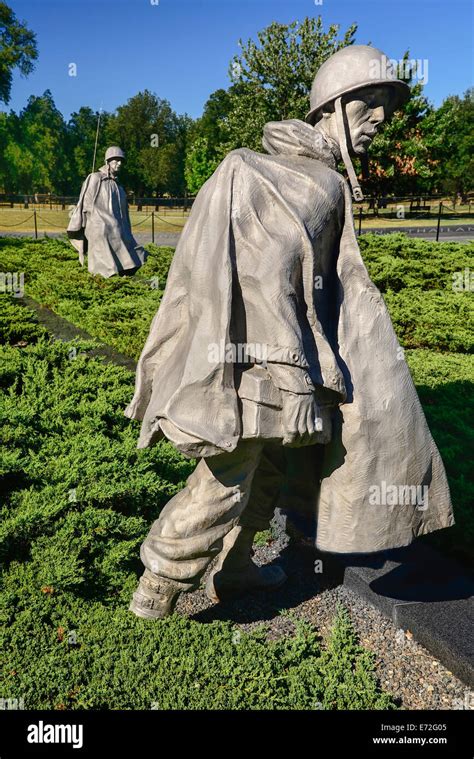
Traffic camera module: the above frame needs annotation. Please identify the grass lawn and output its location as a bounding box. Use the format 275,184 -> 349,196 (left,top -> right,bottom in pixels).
1,207 -> 472,236
0,208 -> 189,235
359,215 -> 473,229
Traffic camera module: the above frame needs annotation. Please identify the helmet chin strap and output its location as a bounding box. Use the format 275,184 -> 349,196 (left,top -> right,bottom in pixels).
334,97 -> 364,202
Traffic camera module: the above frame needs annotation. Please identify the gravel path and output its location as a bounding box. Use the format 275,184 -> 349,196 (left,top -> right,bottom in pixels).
174,526 -> 470,710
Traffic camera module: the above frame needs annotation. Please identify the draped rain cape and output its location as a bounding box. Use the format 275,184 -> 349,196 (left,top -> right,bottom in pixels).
67,165 -> 147,278
124,119 -> 454,553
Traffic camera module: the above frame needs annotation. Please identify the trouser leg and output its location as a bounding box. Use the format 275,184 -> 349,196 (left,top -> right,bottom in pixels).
212,442 -> 287,575
139,439 -> 264,588
130,439 -> 290,617
204,442 -> 288,600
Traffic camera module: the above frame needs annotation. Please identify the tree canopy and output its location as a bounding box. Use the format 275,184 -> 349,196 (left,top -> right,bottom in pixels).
185,17 -> 473,198
0,2 -> 37,105
0,11 -> 472,200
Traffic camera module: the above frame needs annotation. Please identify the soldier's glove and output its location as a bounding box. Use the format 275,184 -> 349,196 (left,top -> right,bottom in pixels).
281,390 -> 323,447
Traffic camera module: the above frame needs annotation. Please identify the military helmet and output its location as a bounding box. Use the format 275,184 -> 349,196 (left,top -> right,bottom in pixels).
105,146 -> 125,162
305,45 -> 410,125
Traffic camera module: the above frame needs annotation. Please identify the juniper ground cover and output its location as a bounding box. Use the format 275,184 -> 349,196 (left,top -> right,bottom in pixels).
0,232 -> 472,708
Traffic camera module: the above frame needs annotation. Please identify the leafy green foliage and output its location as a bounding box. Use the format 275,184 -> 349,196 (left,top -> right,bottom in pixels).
106,90 -> 191,196
383,290 -> 472,352
2,235 -> 472,357
1,591 -> 396,710
2,90 -> 71,193
0,88 -> 189,195
185,16 -> 358,189
360,234 -> 474,351
253,530 -> 273,547
0,11 -> 472,197
0,2 -> 37,105
185,19 -> 473,197
0,294 -> 48,345
224,17 -> 357,152
67,106 -> 113,185
421,88 -> 474,200
184,135 -> 222,195
0,237 -> 174,359
0,334 -> 193,566
405,349 -> 474,563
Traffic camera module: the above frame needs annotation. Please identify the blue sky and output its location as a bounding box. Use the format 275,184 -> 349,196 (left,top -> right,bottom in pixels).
5,0 -> 473,120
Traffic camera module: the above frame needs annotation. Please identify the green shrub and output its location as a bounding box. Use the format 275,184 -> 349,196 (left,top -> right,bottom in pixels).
1,585 -> 396,710
384,289 -> 473,352
0,334 -> 193,568
0,237 -> 170,359
360,233 -> 473,293
406,349 -> 474,563
0,295 -> 48,346
0,300 -> 396,710
1,235 -> 472,357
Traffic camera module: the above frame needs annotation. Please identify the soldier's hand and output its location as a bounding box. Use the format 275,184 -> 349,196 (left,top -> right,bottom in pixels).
281,391 -> 323,447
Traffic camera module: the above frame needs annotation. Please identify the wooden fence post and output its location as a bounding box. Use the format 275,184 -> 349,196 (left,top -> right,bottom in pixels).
436,202 -> 442,242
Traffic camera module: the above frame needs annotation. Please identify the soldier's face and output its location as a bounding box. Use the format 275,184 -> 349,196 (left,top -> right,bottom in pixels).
344,87 -> 392,155
108,159 -> 122,175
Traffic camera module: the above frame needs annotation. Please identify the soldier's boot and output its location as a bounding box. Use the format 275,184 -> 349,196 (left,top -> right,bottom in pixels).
205,524 -> 287,603
129,569 -> 193,620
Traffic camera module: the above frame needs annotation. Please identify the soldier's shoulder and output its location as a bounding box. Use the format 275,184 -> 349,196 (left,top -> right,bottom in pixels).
216,148 -> 252,171
310,159 -> 346,195
82,170 -> 103,186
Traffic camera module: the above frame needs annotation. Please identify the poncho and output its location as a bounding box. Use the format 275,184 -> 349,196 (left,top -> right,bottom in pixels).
67,165 -> 147,278
125,119 -> 454,553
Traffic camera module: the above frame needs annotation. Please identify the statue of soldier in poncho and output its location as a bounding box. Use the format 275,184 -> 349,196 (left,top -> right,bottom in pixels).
125,46 -> 454,620
67,146 -> 147,278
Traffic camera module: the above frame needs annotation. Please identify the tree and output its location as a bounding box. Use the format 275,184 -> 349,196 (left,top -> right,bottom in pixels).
185,136 -> 221,194
421,89 -> 474,200
0,2 -> 38,105
184,88 -> 235,193
107,90 -> 189,195
223,16 -> 357,151
185,20 -> 457,199
8,90 -> 70,193
0,110 -> 15,190
195,88 -> 233,149
140,130 -> 188,196
2,113 -> 35,193
68,107 -> 113,191
185,16 -> 357,191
